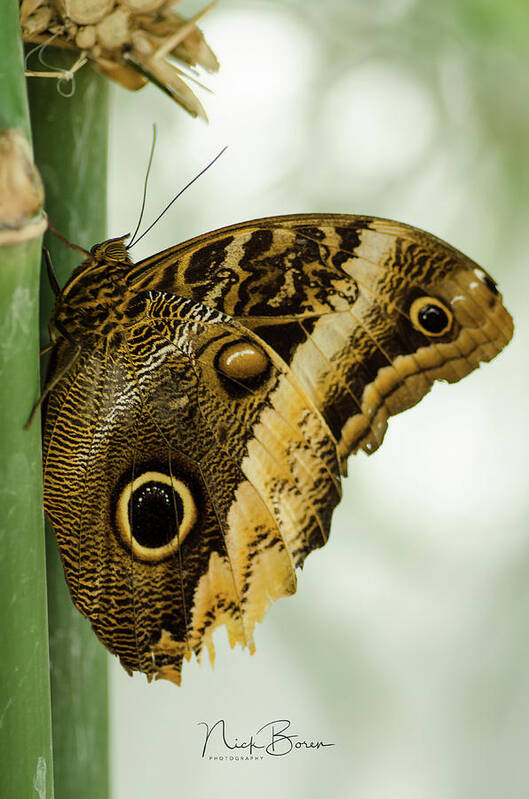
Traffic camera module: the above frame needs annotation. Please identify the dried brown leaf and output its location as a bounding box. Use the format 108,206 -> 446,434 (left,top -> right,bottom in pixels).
21,0 -> 219,118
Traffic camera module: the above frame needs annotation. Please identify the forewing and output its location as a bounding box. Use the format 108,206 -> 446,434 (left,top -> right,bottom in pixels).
129,214 -> 513,468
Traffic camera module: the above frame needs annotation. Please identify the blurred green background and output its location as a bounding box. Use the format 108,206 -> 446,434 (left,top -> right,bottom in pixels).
105,0 -> 528,796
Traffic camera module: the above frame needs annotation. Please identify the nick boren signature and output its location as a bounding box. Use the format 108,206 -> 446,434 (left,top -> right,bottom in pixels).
198,719 -> 335,758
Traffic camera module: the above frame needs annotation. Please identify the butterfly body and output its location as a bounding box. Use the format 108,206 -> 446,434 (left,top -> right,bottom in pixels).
42,215 -> 513,684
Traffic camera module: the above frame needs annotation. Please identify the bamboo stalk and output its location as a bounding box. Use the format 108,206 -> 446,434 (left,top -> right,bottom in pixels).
27,53 -> 110,799
0,3 -> 54,798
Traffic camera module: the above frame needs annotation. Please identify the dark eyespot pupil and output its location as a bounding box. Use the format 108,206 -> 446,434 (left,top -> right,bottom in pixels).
418,304 -> 449,334
129,482 -> 183,548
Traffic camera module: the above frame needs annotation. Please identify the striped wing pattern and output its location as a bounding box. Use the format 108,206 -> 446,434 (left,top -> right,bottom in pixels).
42,215 -> 513,683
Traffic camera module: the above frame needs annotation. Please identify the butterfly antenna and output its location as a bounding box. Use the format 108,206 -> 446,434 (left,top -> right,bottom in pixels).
129,124 -> 157,247
129,146 -> 228,249
47,223 -> 91,257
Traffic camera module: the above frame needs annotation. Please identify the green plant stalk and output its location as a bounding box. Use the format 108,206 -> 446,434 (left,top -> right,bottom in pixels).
0,3 -> 54,798
27,55 -> 110,799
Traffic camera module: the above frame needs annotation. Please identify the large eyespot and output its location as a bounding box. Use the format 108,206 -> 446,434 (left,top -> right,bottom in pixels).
115,471 -> 197,563
409,296 -> 453,337
216,340 -> 269,382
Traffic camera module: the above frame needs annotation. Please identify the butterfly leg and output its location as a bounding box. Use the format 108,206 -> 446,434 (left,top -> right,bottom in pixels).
43,247 -> 60,297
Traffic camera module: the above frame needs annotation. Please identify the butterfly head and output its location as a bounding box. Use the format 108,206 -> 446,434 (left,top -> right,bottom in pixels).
89,234 -> 132,264
50,234 -> 138,342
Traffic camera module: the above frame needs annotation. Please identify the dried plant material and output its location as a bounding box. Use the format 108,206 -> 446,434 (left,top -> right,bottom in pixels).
95,7 -> 131,49
20,5 -> 52,35
0,130 -> 47,245
75,24 -> 96,49
20,0 -> 44,20
95,57 -> 147,90
169,13 -> 218,72
55,0 -> 114,25
24,50 -> 88,79
21,0 -> 219,120
121,0 -> 166,12
135,56 -> 207,118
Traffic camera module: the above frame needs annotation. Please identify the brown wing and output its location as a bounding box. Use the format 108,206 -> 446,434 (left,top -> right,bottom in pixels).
43,295 -> 341,684
44,214 -> 513,685
129,214 -> 513,470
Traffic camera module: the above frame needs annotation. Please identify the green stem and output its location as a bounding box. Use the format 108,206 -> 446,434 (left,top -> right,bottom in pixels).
27,54 -> 110,799
0,3 -> 54,798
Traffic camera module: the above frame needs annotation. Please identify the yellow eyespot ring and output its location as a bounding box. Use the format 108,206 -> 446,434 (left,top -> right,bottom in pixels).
115,471 -> 197,563
409,296 -> 453,337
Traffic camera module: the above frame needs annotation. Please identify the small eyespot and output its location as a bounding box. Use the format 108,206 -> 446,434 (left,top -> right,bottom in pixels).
216,340 -> 269,382
115,471 -> 197,563
409,296 -> 453,337
473,267 -> 498,295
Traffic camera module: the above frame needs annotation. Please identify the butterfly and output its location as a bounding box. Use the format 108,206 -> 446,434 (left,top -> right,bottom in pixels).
41,214 -> 513,684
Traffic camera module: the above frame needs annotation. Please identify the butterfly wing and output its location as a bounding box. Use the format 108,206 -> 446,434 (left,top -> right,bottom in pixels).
129,214 -> 513,468
44,214 -> 513,684
43,293 -> 341,683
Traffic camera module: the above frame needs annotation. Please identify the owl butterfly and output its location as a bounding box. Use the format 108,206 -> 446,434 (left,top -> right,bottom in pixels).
42,214 -> 513,684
